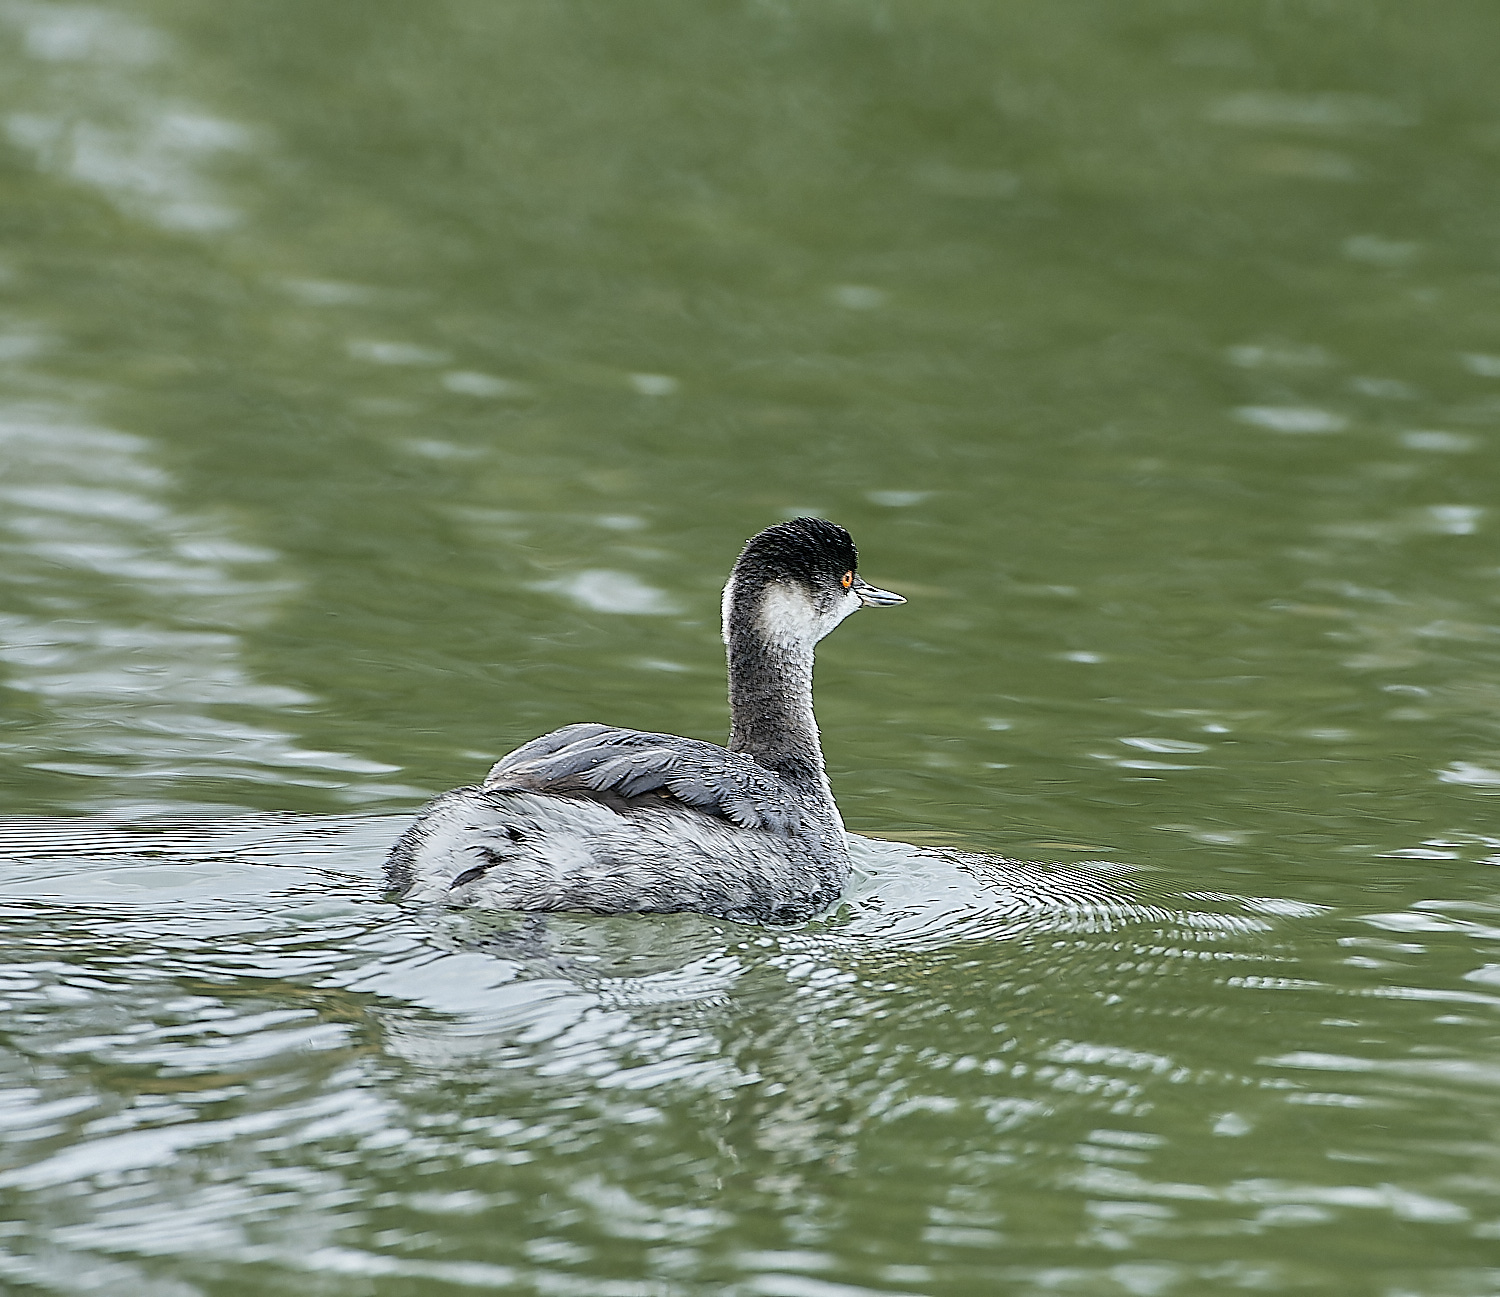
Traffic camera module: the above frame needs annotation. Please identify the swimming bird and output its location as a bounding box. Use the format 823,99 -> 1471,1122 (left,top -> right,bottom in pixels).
385,517 -> 904,925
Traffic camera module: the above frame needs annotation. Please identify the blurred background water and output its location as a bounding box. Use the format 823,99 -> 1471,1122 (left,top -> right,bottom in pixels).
4,2 -> 1500,1293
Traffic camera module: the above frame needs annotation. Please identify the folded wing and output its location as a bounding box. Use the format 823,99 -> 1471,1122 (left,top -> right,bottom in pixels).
485,724 -> 801,833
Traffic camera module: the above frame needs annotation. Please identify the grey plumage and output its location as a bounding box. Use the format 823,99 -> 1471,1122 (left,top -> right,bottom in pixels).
486,723 -> 802,832
385,518 -> 904,925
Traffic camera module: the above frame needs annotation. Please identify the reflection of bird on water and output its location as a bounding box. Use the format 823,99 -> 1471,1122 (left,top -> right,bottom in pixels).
386,518 -> 905,924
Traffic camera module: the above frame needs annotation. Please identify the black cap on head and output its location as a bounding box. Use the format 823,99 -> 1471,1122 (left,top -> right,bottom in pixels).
733,518 -> 858,589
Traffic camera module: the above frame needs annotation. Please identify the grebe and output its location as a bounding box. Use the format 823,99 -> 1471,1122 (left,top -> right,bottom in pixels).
385,517 -> 904,925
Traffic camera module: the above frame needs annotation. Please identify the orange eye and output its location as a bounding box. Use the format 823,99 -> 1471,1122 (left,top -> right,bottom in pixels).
841,571 -> 853,589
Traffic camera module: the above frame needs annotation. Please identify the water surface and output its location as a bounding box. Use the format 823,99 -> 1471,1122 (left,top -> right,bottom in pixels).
4,2 -> 1500,1293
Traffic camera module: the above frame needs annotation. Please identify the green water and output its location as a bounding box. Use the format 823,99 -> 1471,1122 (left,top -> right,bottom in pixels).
4,1 -> 1500,1292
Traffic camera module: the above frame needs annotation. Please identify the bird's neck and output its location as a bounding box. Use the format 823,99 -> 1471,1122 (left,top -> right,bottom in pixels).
724,588 -> 825,789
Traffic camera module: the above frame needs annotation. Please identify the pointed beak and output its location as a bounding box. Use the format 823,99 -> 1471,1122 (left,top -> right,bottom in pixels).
852,575 -> 905,607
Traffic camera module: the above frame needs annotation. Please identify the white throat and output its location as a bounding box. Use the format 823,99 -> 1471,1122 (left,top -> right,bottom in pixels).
722,574 -> 861,651
756,582 -> 823,652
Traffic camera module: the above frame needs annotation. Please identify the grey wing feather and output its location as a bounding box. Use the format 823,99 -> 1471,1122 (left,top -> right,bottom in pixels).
487,723 -> 613,777
483,724 -> 801,834
573,748 -> 679,796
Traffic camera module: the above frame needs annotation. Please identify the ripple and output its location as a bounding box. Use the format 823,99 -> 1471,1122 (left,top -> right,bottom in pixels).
4,811 -> 1484,1290
12,5 -> 165,65
1,4 -> 258,232
1225,342 -> 1332,369
1119,738 -> 1210,754
1400,429 -> 1478,453
347,338 -> 450,366
1234,405 -> 1348,434
0,813 -> 1285,1008
1437,762 -> 1500,790
627,372 -> 679,396
1207,91 -> 1416,131
535,569 -> 679,615
441,370 -> 527,398
0,400 -> 409,809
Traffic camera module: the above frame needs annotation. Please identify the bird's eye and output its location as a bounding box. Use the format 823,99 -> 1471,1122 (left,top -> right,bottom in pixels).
841,571 -> 853,589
